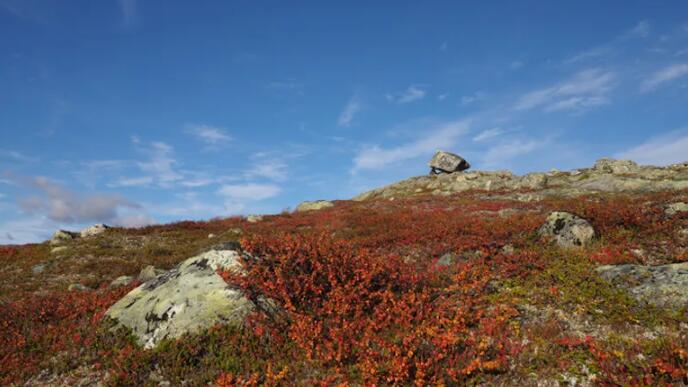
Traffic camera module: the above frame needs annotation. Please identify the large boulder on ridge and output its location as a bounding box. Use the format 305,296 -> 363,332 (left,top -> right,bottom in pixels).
538,212 -> 596,248
80,223 -> 111,238
105,248 -> 257,348
296,200 -> 334,212
429,150 -> 470,174
49,230 -> 79,246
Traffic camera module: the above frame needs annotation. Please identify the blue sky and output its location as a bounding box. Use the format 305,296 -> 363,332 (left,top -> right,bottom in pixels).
2,1 -> 688,244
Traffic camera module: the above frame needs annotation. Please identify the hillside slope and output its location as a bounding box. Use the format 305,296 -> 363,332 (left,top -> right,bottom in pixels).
1,159 -> 687,386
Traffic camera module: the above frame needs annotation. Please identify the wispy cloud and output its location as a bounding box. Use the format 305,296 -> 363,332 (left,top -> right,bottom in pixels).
337,94 -> 362,127
513,68 -> 615,113
245,153 -> 289,182
118,0 -> 139,28
0,149 -> 38,163
627,20 -> 650,39
615,129 -> 688,165
386,85 -> 427,104
641,63 -> 688,92
217,183 -> 281,201
266,80 -> 305,96
460,91 -> 487,107
186,124 -> 232,146
510,60 -> 524,70
473,127 -> 504,142
352,119 -> 470,171
482,139 -> 546,167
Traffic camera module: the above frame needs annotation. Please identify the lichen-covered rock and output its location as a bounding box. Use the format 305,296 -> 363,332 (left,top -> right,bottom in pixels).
50,246 -> 68,254
428,150 -> 470,174
665,202 -> 688,216
68,284 -> 89,292
50,230 -> 78,246
596,263 -> 688,308
105,249 -> 255,348
295,200 -> 334,212
593,158 -> 639,174
80,223 -> 110,238
538,212 -> 596,248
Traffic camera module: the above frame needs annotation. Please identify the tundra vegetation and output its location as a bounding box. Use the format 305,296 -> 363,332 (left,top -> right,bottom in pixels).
1,187 -> 687,385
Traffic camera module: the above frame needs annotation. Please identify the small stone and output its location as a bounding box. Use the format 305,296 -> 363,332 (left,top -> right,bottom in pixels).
538,212 -> 596,248
110,276 -> 134,288
51,246 -> 68,254
246,215 -> 263,223
228,227 -> 243,235
208,233 -> 216,239
501,244 -> 516,255
295,200 -> 334,212
68,283 -> 89,292
32,264 -> 46,275
665,202 -> 688,216
437,252 -> 457,266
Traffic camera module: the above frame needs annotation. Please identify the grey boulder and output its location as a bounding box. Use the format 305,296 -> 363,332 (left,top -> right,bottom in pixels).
538,212 -> 596,248
105,249 -> 258,348
429,150 -> 470,174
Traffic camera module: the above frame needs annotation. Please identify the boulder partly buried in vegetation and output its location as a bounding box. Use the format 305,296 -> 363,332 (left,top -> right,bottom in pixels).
596,262 -> 688,308
538,211 -> 596,248
79,223 -> 111,238
105,248 -> 256,348
295,200 -> 334,212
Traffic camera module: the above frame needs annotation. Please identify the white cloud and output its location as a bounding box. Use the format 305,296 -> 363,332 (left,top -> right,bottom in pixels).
109,176 -> 153,188
266,80 -> 304,95
641,63 -> 688,92
217,183 -> 281,201
352,119 -> 470,171
11,175 -> 142,224
386,85 -> 427,104
473,127 -> 504,142
437,93 -> 449,101
337,95 -> 362,127
186,124 -> 232,145
615,130 -> 688,166
513,69 -> 615,113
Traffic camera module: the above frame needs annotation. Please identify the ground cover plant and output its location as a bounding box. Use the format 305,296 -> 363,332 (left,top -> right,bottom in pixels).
1,189 -> 687,385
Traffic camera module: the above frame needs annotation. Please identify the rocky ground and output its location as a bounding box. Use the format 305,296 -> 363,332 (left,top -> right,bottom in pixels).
1,158 -> 687,386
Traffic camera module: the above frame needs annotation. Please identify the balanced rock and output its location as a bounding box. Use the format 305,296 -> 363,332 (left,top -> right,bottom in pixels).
105,249 -> 256,348
538,212 -> 596,248
296,200 -> 334,212
596,263 -> 688,308
49,230 -> 78,246
80,223 -> 110,238
429,150 -> 470,174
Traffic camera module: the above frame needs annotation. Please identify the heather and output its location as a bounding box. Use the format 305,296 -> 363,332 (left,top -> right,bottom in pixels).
1,189 -> 687,385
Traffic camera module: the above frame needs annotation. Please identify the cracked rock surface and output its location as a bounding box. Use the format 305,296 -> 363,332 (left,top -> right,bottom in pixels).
105,248 -> 254,348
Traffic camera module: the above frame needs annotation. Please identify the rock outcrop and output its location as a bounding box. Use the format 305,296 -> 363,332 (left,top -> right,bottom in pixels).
538,212 -> 596,248
429,150 -> 470,174
49,230 -> 78,246
295,200 -> 334,212
105,248 -> 259,348
354,158 -> 688,201
80,224 -> 110,238
596,263 -> 688,308
665,202 -> 688,216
